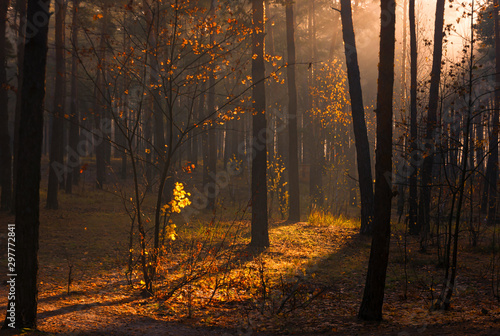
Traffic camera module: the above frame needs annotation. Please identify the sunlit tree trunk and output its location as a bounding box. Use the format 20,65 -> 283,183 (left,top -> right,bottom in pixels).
358,0 -> 396,321
47,0 -> 67,209
2,0 -> 51,328
286,0 -> 300,222
340,0 -> 374,234
250,0 -> 269,248
0,0 -> 11,211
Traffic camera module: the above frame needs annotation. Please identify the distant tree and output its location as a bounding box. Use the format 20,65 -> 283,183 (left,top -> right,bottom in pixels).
250,0 -> 269,248
358,0 -> 396,321
2,0 -> 52,329
66,0 -> 80,193
285,0 -> 300,223
339,0 -> 374,235
94,4 -> 109,189
0,0 -> 11,211
46,0 -> 67,209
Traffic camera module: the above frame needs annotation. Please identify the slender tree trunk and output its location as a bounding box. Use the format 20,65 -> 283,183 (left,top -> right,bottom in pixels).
95,6 -> 108,189
358,0 -> 396,321
0,0 -> 12,211
340,0 -> 374,234
66,0 -> 80,193
408,0 -> 419,234
2,0 -> 51,329
250,0 -> 269,248
417,0 -> 446,241
286,1 -> 300,222
487,0 -> 499,227
47,0 -> 67,209
143,0 -> 165,183
207,75 -> 217,210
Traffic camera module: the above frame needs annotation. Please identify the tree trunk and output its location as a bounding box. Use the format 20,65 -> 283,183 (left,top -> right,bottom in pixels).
250,0 -> 269,248
12,0 -> 27,213
2,0 -> 51,329
94,6 -> 108,189
358,0 -> 396,321
487,0 -> 499,227
286,1 -> 300,222
408,0 -> 419,235
0,0 -> 12,211
207,75 -> 217,210
66,0 -> 80,193
340,0 -> 374,234
417,0 -> 446,240
46,0 -> 67,209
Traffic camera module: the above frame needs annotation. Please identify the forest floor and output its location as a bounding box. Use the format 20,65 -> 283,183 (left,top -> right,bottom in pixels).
1,165 -> 500,335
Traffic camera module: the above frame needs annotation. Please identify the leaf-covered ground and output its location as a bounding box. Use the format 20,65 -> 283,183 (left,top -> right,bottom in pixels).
1,186 -> 500,335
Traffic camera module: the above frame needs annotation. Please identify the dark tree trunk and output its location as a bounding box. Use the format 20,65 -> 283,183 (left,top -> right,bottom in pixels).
408,0 -> 419,235
340,0 -> 374,234
487,0 -> 499,227
144,0 -> 165,181
0,0 -> 12,211
250,0 -> 269,248
46,0 -> 67,209
286,1 -> 300,222
66,0 -> 80,193
11,0 -> 27,213
94,6 -> 108,189
2,0 -> 51,329
207,75 -> 217,210
417,0 -> 445,240
358,0 -> 396,321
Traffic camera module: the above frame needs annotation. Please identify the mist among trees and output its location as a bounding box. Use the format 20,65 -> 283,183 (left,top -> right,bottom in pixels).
1,0 -> 500,334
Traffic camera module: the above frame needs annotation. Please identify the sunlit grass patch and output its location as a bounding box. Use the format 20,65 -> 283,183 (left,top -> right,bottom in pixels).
308,209 -> 360,229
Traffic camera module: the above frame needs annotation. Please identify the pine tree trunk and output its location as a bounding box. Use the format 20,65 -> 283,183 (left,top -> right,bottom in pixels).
358,0 -> 396,321
408,0 -> 419,234
2,0 -> 51,329
250,0 -> 269,248
94,6 -> 108,189
286,1 -> 300,222
340,0 -> 374,234
47,0 -> 67,209
66,0 -> 80,193
0,0 -> 12,211
417,0 -> 446,240
487,0 -> 499,227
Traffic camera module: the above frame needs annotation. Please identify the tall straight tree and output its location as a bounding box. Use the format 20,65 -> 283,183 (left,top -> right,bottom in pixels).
94,5 -> 108,189
285,0 -> 300,223
66,0 -> 80,193
46,0 -> 67,209
408,0 -> 419,234
486,0 -> 500,227
418,0 -> 446,240
0,0 -> 12,211
2,0 -> 51,329
250,0 -> 269,248
339,0 -> 374,234
12,0 -> 27,212
358,0 -> 396,321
